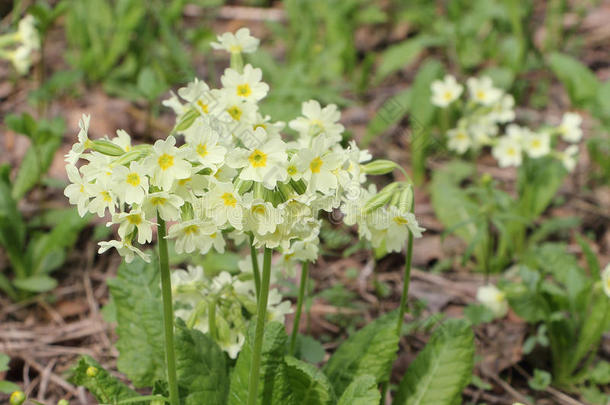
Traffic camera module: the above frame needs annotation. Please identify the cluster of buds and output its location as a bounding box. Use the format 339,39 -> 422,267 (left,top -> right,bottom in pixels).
0,15 -> 40,74
63,28 -> 425,267
171,261 -> 291,357
431,75 -> 583,171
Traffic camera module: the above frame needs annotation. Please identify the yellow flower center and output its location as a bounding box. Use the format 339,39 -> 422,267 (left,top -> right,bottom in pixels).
249,149 -> 268,168
79,185 -> 85,193
221,192 -> 237,207
531,139 -> 541,148
196,143 -> 208,158
210,232 -> 217,239
178,178 -> 191,186
476,90 -> 486,100
127,214 -> 142,225
457,132 -> 468,140
252,205 -> 266,215
237,83 -> 252,97
310,157 -> 323,173
443,90 -> 453,101
287,165 -> 297,176
253,123 -> 267,131
126,172 -> 141,186
101,191 -> 112,202
507,147 -> 517,156
184,225 -> 199,235
393,216 -> 409,225
197,100 -> 209,114
227,105 -> 243,121
151,196 -> 167,206
229,45 -> 242,53
158,153 -> 174,170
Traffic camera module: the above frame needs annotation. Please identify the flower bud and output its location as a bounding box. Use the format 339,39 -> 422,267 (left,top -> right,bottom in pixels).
235,179 -> 253,194
362,160 -> 398,175
86,366 -> 99,377
111,148 -> 149,167
397,185 -> 413,212
289,179 -> 306,195
90,140 -> 125,156
57,400 -> 69,405
175,108 -> 199,132
10,391 -> 25,405
363,182 -> 399,213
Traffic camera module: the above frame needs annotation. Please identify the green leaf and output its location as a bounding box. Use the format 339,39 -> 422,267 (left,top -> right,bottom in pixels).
375,38 -> 426,83
68,356 -> 142,404
575,235 -> 601,280
12,134 -> 62,199
107,257 -> 165,387
517,157 -> 566,220
0,380 -> 20,394
323,311 -> 399,396
528,369 -> 551,391
463,304 -> 495,326
284,356 -> 336,405
393,319 -> 474,405
0,175 -> 26,277
12,275 -> 58,292
548,52 -> 599,107
336,375 -> 380,405
295,334 -> 326,364
228,321 -> 291,405
0,353 -> 9,372
174,321 -> 229,405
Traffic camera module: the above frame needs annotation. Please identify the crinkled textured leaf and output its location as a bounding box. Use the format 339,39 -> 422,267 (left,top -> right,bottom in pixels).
284,356 -> 335,405
393,319 -> 474,405
228,321 -> 291,405
323,311 -> 399,396
107,257 -> 165,387
174,321 -> 229,405
68,356 -> 143,404
337,375 -> 380,405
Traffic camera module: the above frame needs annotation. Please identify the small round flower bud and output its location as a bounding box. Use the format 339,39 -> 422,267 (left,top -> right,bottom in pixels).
90,140 -> 125,156
10,391 -> 25,405
362,159 -> 398,175
86,366 -> 99,377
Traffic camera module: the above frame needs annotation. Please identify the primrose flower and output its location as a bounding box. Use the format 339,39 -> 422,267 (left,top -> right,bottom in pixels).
226,131 -> 288,189
204,181 -> 244,229
211,27 -> 259,54
488,94 -> 515,123
476,284 -> 508,318
113,209 -> 154,244
447,126 -> 471,154
142,191 -> 184,222
523,131 -> 551,158
167,219 -> 217,254
602,264 -> 610,298
492,136 -> 522,168
8,45 -> 32,74
289,100 -> 344,144
145,136 -> 191,190
112,161 -> 149,205
86,178 -> 116,217
558,112 -> 583,143
64,165 -> 90,217
467,77 -> 502,106
431,75 -> 463,107
296,136 -> 343,194
65,114 -> 92,165
184,118 -> 227,169
221,64 -> 269,102
372,206 -> 425,253
98,239 -> 150,263
559,145 -> 579,172
17,15 -> 40,50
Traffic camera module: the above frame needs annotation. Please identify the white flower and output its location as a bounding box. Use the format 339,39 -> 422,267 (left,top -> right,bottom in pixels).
289,100 -> 344,144
243,196 -> 284,236
9,45 -> 32,74
489,94 -> 515,123
177,79 -> 225,119
111,129 -> 132,152
492,136 -> 523,168
559,145 -> 579,172
145,136 -> 191,190
226,131 -> 288,189
112,209 -> 155,244
558,112 -> 583,143
184,118 -> 227,169
64,165 -> 90,217
167,219 -> 216,254
476,284 -> 508,318
296,136 -> 342,194
523,131 -> 551,158
65,114 -> 91,165
86,178 -> 116,217
602,263 -> 610,298
221,64 -> 269,101
17,15 -> 39,51
142,191 -> 184,222
111,161 -> 149,205
467,77 -> 502,106
468,116 -> 498,147
267,289 -> 292,323
98,239 -> 150,263
211,27 -> 259,54
221,94 -> 257,125
431,75 -> 463,107
205,181 -> 243,229
447,127 -> 471,154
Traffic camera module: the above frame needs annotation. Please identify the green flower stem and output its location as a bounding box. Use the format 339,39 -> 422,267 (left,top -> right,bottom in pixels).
230,52 -> 244,73
289,261 -> 309,355
157,216 -> 180,405
249,234 -> 261,298
247,247 -> 272,405
208,299 -> 217,340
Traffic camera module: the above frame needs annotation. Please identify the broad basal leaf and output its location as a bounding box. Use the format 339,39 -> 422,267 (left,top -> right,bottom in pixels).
337,375 -> 381,405
284,356 -> 335,405
393,319 -> 474,405
323,311 -> 399,396
548,52 -> 599,107
107,257 -> 165,387
68,356 -> 143,404
228,321 -> 291,405
174,321 -> 229,405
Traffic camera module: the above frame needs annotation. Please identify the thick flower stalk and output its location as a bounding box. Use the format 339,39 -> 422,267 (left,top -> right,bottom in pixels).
63,27 -> 426,403
431,75 -> 584,171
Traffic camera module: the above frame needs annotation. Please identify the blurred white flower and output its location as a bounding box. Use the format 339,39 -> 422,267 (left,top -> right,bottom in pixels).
476,284 -> 508,318
431,75 -> 463,107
